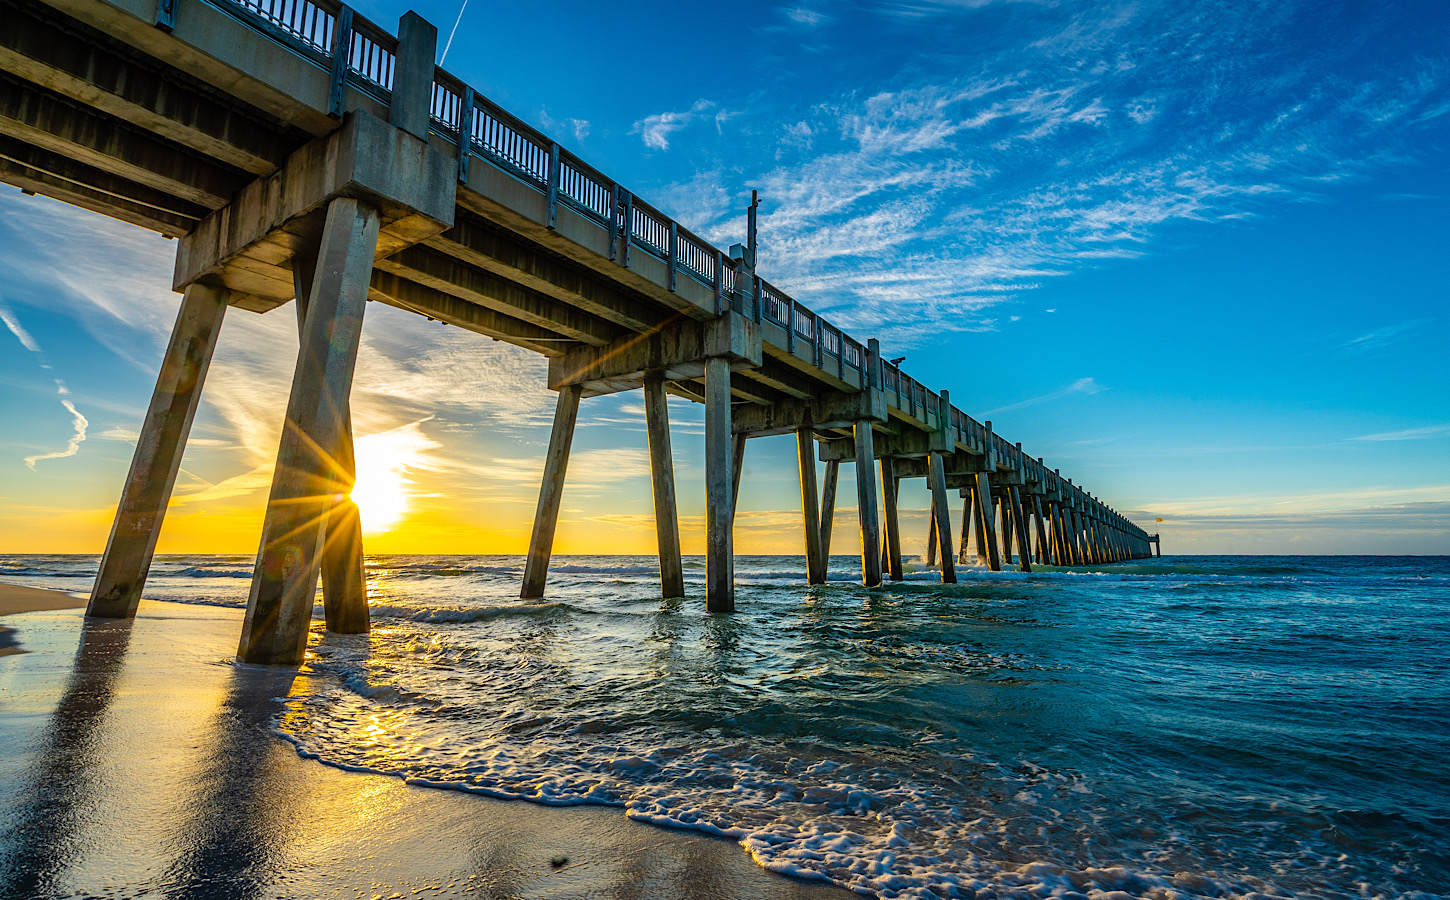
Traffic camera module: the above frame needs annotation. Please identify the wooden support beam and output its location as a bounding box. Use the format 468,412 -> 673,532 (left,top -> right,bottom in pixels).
880,458 -> 903,581
927,452 -> 956,584
705,356 -> 735,611
854,420 -> 883,587
293,255 -> 368,634
797,427 -> 825,585
88,283 -> 228,619
643,377 -> 684,599
239,198 -> 377,665
521,384 -> 583,599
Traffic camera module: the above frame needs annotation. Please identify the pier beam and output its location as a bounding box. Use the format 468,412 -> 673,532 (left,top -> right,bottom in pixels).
293,256 -> 368,634
853,421 -> 883,587
88,283 -> 229,619
958,494 -> 971,566
521,384 -> 583,599
926,495 -> 938,567
238,197 -> 379,666
797,427 -> 826,585
927,453 -> 957,584
880,458 -> 904,581
644,377 -> 684,599
1032,495 -> 1049,566
705,356 -> 735,611
999,493 -> 1015,567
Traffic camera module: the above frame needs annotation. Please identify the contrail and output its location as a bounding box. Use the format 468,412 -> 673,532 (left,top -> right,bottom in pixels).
439,0 -> 469,65
2,295 -> 90,469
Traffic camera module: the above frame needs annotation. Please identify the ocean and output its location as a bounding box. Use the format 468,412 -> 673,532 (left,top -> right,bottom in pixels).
2,554 -> 1446,900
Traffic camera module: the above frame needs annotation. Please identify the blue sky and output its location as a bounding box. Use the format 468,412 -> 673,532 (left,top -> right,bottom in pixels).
1,0 -> 1447,555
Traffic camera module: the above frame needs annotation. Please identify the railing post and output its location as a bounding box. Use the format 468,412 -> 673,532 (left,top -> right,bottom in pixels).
786,295 -> 796,354
713,249 -> 724,314
619,189 -> 632,268
388,12 -> 437,141
328,6 -> 354,118
546,142 -> 560,230
752,275 -> 762,324
457,87 -> 473,183
608,184 -> 620,261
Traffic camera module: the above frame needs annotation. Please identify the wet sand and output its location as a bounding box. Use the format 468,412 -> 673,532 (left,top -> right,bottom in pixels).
0,591 -> 848,899
0,583 -> 87,656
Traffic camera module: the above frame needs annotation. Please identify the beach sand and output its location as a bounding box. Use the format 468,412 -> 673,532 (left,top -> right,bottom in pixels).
0,587 -> 847,899
0,583 -> 87,656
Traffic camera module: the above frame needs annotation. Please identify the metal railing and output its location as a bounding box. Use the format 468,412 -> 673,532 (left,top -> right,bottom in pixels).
202,0 -> 1141,527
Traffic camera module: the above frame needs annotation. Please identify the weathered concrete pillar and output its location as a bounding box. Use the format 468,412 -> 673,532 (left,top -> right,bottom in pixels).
973,473 -> 1002,571
1009,485 -> 1033,573
999,493 -> 1015,566
958,494 -> 971,565
1032,495 -> 1050,565
293,256 -> 368,634
644,377 -> 684,599
797,426 -> 826,585
388,12 -> 438,142
820,458 -> 839,566
705,356 -> 735,611
89,283 -> 229,619
853,421 -> 882,587
730,434 -> 746,525
520,384 -> 583,600
880,458 -> 904,581
927,453 -> 956,584
926,494 -> 938,566
238,198 -> 379,665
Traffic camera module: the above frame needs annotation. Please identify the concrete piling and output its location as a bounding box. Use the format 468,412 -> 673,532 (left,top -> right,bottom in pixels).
238,197 -> 379,665
797,427 -> 827,585
521,384 -> 583,600
881,458 -> 904,582
644,377 -> 685,599
853,421 -> 882,587
89,283 -> 229,619
705,356 -> 735,611
927,453 -> 956,584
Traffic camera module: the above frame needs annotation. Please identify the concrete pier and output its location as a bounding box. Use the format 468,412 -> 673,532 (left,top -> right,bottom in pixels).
88,283 -> 228,618
3,0 -> 1158,662
238,197 -> 379,665
644,377 -> 685,599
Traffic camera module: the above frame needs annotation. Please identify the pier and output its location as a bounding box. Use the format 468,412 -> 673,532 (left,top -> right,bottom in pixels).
1,0 -> 1156,665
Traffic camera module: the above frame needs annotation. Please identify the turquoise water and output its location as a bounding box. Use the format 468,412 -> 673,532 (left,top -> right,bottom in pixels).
3,554 -> 1447,899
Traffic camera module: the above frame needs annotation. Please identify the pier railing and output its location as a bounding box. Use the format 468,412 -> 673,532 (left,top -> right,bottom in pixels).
205,0 -> 1127,517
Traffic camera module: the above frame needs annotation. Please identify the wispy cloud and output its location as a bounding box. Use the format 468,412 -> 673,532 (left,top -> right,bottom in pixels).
632,99 -> 719,151
987,377 -> 1104,414
2,294 -> 90,470
1342,318 -> 1429,354
1349,423 -> 1450,442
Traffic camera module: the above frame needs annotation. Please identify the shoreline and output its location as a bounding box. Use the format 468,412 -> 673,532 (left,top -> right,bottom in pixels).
0,582 -> 88,656
0,588 -> 848,899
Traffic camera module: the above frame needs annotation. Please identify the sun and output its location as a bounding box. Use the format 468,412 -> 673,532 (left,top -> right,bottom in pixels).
349,423 -> 438,534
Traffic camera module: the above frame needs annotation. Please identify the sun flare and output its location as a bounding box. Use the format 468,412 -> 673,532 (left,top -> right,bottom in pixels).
350,422 -> 439,535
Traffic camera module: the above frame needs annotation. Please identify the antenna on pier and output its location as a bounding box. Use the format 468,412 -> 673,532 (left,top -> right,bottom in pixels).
747,190 -> 759,266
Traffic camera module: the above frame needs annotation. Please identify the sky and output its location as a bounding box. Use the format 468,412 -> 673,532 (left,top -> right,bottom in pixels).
1,0 -> 1447,557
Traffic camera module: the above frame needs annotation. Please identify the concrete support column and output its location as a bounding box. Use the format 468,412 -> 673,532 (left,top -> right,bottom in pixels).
797,426 -> 826,585
730,434 -> 747,523
705,356 -> 735,611
927,453 -> 957,584
958,494 -> 971,565
1009,486 -> 1033,573
89,284 -> 229,619
1032,495 -> 1050,566
293,256 -> 368,634
926,494 -> 938,566
238,198 -> 379,665
999,494 -> 1015,566
521,384 -> 583,599
880,458 -> 903,581
820,459 -> 839,565
644,377 -> 684,599
973,473 -> 1002,571
853,421 -> 882,587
